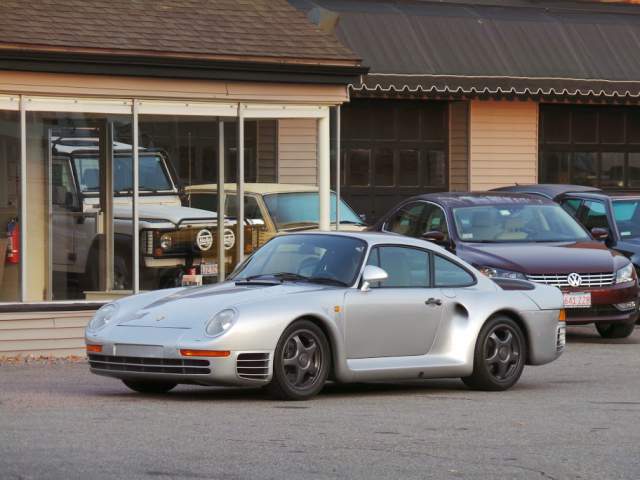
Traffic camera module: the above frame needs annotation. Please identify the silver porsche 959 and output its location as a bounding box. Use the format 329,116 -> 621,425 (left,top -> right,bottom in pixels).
86,232 -> 565,400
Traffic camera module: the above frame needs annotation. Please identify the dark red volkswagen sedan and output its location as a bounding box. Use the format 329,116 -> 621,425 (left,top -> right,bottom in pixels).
373,192 -> 639,338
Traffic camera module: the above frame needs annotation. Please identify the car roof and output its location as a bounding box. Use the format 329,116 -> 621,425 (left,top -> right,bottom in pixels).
407,191 -> 555,208
491,184 -> 602,199
186,183 -> 320,195
284,230 -> 448,252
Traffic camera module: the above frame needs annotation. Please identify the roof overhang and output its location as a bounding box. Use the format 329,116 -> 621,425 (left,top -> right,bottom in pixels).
0,48 -> 367,86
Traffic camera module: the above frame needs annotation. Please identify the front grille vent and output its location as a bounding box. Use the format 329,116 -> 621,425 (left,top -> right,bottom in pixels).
236,353 -> 270,380
88,354 -> 210,375
526,273 -> 614,288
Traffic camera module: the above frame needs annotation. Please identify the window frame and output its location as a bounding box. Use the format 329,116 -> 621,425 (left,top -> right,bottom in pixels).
432,252 -> 477,288
382,200 -> 451,242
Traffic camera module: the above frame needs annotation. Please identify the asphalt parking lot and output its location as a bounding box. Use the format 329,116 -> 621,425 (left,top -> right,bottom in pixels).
1,326 -> 639,480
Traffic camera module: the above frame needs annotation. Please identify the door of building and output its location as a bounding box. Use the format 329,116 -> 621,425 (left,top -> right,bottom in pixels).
340,99 -> 448,223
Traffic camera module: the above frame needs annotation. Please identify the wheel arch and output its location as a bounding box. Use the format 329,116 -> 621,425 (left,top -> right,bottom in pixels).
486,309 -> 532,364
286,314 -> 341,382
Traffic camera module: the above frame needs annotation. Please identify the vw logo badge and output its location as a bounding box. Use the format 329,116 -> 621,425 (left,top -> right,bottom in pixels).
223,228 -> 236,251
567,272 -> 583,287
195,229 -> 213,251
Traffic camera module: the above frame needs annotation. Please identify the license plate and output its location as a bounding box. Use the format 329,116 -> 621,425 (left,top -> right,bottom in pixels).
114,344 -> 162,357
563,292 -> 591,309
200,263 -> 218,276
182,274 -> 202,287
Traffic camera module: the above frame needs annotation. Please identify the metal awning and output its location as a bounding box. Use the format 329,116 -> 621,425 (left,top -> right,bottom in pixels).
292,0 -> 640,99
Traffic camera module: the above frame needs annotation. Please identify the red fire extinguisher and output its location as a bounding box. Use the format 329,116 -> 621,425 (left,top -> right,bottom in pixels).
6,218 -> 19,264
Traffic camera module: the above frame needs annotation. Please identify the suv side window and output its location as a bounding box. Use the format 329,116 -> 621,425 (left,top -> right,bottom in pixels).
579,200 -> 610,231
52,159 -> 78,209
561,198 -> 582,217
434,255 -> 475,287
386,202 -> 448,240
226,195 -> 264,221
366,246 -> 430,288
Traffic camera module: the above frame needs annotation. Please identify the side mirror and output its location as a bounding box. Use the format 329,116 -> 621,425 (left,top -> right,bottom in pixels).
422,230 -> 446,243
359,213 -> 367,223
361,265 -> 388,292
591,227 -> 609,241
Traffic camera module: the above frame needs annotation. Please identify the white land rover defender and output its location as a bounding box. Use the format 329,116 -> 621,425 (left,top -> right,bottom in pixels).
51,137 -> 230,297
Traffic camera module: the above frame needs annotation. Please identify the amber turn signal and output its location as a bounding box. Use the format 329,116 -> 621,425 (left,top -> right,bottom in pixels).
558,309 -> 566,322
180,349 -> 230,357
86,344 -> 102,353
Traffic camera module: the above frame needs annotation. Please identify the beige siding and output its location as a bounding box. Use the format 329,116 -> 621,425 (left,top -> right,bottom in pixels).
469,101 -> 538,190
449,101 -> 470,191
257,120 -> 278,182
0,310 -> 93,357
277,118 -> 317,185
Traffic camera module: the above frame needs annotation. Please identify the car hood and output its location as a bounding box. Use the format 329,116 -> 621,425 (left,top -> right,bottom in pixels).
458,241 -> 619,274
113,203 -> 218,226
115,282 -> 331,329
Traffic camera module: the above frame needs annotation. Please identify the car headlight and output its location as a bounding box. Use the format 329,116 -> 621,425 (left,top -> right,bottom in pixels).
478,266 -> 527,280
616,263 -> 635,285
160,233 -> 173,250
87,303 -> 119,332
205,309 -> 238,337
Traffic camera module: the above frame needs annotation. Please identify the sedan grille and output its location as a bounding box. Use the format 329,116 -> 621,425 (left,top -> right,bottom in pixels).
526,273 -> 614,288
88,354 -> 211,375
236,353 -> 270,380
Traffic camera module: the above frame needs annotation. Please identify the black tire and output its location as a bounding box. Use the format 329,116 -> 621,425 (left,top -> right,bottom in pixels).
267,320 -> 330,401
595,321 -> 636,339
122,379 -> 177,394
113,255 -> 132,291
462,315 -> 527,391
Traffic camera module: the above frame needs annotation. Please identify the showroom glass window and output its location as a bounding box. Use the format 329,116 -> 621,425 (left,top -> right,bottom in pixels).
0,109 -> 20,301
540,105 -> 640,189
26,111 -> 133,301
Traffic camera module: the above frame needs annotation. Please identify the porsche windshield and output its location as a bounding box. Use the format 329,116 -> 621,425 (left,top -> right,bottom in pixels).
263,193 -> 364,229
231,234 -> 367,286
453,204 -> 590,243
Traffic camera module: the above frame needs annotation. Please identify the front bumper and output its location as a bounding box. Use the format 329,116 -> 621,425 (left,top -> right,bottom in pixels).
561,282 -> 638,325
86,341 -> 273,387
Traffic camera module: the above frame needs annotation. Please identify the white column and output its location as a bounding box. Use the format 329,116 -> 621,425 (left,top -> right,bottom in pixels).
19,96 -> 27,301
132,100 -> 140,294
217,120 -> 226,282
335,106 -> 341,231
236,105 -> 245,263
318,110 -> 331,231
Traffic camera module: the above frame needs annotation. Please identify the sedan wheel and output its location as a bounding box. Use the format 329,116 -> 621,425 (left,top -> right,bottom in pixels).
462,316 -> 526,391
267,320 -> 330,400
595,321 -> 636,339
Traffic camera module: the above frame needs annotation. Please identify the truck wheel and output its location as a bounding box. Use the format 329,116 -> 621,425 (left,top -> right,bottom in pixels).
113,255 -> 132,291
595,321 -> 636,339
462,315 -> 526,391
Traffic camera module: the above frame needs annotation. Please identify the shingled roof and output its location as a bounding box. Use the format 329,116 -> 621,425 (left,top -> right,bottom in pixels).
0,0 -> 360,69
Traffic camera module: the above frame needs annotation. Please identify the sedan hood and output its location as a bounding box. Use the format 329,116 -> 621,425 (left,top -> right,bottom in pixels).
458,241 -> 618,274
116,282 -> 329,329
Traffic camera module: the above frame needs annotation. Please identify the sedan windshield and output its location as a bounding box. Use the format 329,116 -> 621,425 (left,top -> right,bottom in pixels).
264,193 -> 364,229
613,199 -> 640,238
230,234 -> 367,287
453,204 -> 590,243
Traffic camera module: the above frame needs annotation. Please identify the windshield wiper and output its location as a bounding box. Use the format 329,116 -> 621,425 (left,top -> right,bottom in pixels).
339,220 -> 365,225
306,276 -> 348,287
242,272 -> 347,287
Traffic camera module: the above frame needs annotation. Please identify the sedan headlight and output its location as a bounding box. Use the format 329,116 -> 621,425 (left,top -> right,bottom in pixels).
616,263 -> 636,285
478,266 -> 527,280
87,303 -> 119,332
205,309 -> 238,337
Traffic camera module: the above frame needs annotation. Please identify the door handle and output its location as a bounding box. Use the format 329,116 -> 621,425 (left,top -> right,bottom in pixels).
425,297 -> 442,306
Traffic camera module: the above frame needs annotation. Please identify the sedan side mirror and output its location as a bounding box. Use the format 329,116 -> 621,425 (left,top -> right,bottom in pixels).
422,230 -> 446,243
361,265 -> 388,292
591,227 -> 609,241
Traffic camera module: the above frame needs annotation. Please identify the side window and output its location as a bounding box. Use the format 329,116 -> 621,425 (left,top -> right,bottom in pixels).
367,246 -> 430,288
189,193 -> 218,213
422,203 -> 449,241
227,195 -> 264,222
579,200 -> 610,231
385,203 -> 427,237
434,255 -> 475,287
561,198 -> 582,217
52,160 -> 78,208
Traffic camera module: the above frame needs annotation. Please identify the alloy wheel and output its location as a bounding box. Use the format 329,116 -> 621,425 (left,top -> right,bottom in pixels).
281,329 -> 323,390
484,324 -> 522,381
